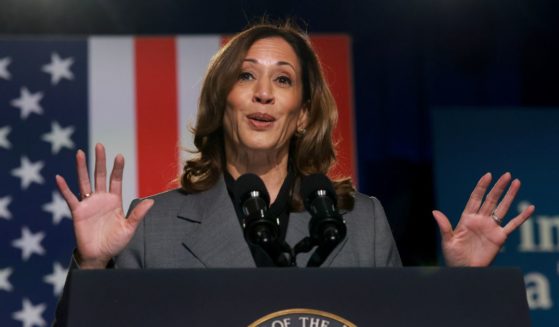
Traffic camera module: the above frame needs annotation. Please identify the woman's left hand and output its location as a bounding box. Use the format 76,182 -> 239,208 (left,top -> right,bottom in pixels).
432,172 -> 535,267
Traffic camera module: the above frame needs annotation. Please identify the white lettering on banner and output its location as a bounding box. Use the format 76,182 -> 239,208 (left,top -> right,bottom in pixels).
525,272 -> 553,310
517,201 -> 559,252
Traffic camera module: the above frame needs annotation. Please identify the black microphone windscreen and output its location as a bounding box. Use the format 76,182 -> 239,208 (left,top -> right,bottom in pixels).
300,173 -> 336,202
233,173 -> 270,206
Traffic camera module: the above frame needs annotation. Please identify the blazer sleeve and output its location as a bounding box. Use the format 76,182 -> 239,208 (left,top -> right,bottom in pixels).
370,196 -> 402,267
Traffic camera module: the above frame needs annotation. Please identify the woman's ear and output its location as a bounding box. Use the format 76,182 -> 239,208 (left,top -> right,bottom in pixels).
296,104 -> 309,135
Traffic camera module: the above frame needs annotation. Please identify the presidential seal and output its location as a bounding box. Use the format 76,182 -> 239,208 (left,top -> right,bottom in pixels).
249,308 -> 357,327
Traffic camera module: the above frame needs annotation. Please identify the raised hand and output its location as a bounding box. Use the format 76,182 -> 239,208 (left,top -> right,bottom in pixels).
432,172 -> 535,267
55,143 -> 154,269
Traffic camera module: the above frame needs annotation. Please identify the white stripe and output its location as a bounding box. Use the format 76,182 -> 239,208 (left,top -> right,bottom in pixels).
88,37 -> 138,209
177,35 -> 221,170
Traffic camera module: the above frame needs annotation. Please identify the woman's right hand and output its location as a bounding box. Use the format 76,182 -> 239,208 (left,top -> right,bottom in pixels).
55,143 -> 154,269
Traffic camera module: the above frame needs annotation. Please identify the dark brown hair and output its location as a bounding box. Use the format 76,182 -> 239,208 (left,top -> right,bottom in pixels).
181,20 -> 355,211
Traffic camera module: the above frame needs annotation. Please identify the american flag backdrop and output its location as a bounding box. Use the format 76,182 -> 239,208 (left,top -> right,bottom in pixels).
0,35 -> 355,325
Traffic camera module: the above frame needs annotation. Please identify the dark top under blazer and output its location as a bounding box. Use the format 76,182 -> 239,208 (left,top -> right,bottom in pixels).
115,176 -> 402,268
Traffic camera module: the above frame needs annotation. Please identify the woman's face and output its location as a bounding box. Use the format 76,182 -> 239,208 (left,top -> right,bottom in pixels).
223,37 -> 307,157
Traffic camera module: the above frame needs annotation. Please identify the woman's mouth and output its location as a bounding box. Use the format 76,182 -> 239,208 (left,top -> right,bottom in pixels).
247,113 -> 275,129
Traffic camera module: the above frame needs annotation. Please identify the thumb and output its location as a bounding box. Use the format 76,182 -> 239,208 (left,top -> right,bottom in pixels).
126,199 -> 154,230
432,210 -> 453,242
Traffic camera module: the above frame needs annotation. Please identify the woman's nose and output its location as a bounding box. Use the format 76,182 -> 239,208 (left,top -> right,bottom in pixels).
253,80 -> 274,105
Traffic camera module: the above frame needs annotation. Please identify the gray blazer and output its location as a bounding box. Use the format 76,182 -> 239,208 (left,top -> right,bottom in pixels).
54,177 -> 401,326
115,176 -> 401,268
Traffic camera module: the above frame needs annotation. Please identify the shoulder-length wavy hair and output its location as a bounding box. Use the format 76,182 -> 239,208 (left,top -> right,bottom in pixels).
181,21 -> 355,211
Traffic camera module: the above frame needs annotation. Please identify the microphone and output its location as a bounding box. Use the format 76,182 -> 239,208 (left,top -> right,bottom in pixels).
300,173 -> 347,266
233,173 -> 278,246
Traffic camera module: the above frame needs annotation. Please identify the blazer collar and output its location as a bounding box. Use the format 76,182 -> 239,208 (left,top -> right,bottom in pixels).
176,176 -> 256,268
175,176 -> 348,268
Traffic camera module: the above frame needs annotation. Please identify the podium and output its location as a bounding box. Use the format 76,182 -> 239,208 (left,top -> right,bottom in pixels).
62,268 -> 530,326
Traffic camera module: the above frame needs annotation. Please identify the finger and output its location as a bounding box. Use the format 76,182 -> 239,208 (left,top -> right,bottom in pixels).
94,143 -> 107,192
109,154 -> 125,197
463,173 -> 492,214
125,199 -> 154,231
492,179 -> 521,219
503,205 -> 535,235
75,149 -> 92,198
55,175 -> 80,211
478,172 -> 512,215
432,210 -> 453,242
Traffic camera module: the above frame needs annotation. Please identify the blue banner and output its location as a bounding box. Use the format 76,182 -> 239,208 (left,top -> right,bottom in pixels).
431,108 -> 558,326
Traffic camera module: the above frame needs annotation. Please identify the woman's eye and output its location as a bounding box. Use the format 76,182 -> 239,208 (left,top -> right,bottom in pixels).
238,72 -> 254,81
276,76 -> 292,86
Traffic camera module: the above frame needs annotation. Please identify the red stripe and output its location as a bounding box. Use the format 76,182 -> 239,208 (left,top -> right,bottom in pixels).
311,36 -> 357,183
135,37 -> 179,197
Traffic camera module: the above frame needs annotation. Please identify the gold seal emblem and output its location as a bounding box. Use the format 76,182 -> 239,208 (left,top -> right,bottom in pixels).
249,308 -> 357,327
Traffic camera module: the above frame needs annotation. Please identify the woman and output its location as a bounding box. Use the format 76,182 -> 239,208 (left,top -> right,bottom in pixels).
55,22 -> 534,270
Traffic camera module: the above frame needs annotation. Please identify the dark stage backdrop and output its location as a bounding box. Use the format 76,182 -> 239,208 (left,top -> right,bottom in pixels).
0,0 -> 558,326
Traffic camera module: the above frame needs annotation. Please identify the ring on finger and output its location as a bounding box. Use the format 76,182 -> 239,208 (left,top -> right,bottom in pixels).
491,211 -> 503,225
81,193 -> 92,200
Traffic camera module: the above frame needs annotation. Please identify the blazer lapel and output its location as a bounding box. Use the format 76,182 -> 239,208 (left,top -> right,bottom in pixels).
176,177 -> 256,268
174,176 -> 348,268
